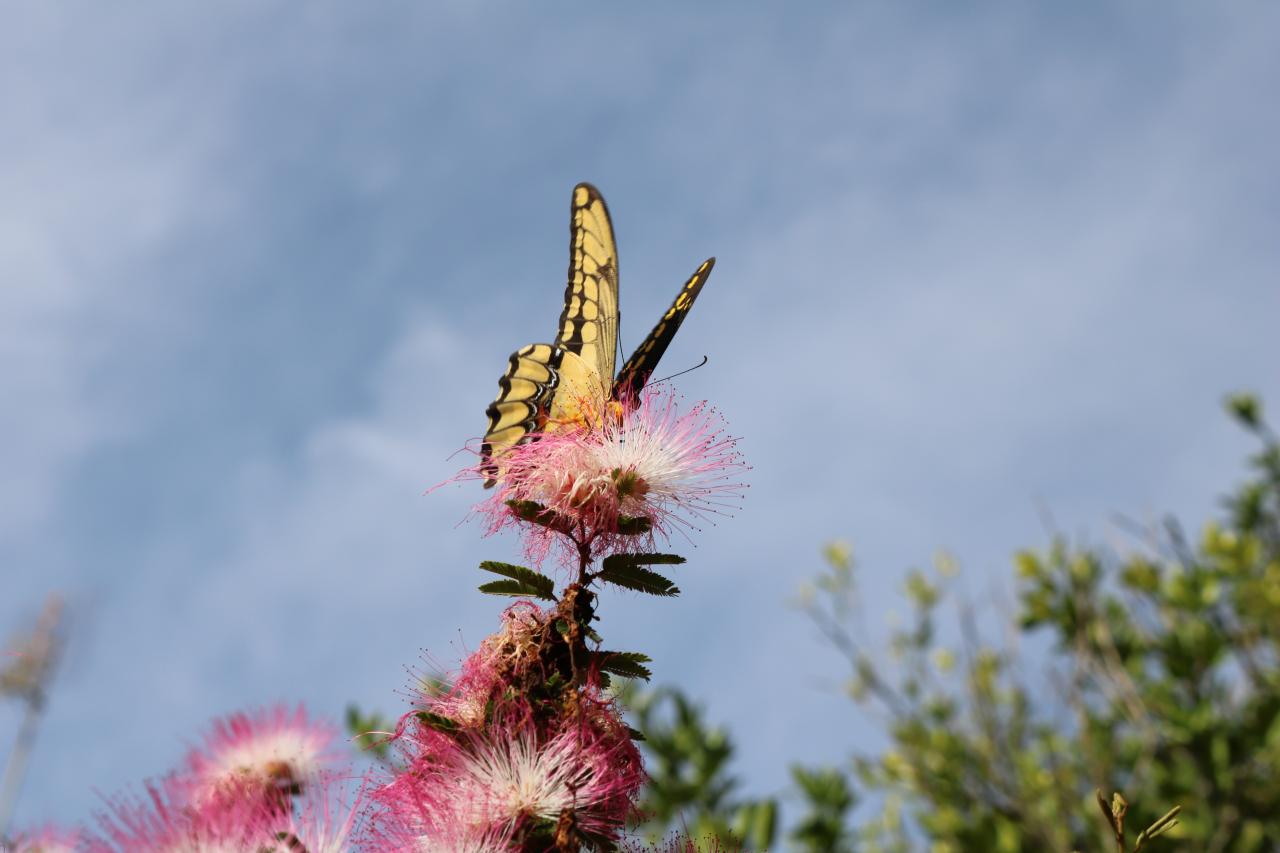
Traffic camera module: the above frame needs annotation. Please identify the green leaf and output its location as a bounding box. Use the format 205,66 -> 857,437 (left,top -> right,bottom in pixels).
345,704 -> 393,761
415,711 -> 459,735
733,800 -> 778,849
478,579 -> 555,601
1225,391 -> 1261,429
591,650 -> 653,681
505,500 -> 573,532
478,561 -> 555,600
616,515 -> 654,536
597,557 -> 681,596
602,552 -> 686,570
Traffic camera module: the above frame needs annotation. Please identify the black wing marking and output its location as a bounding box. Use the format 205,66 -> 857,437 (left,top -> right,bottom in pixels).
612,257 -> 715,402
480,343 -> 567,486
554,182 -> 618,392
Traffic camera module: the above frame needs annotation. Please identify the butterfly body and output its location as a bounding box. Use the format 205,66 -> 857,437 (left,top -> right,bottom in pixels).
481,183 -> 713,485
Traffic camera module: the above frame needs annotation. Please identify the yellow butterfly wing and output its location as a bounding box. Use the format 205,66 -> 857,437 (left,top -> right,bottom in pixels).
480,345 -> 602,486
480,184 -> 618,484
555,183 -> 618,397
481,343 -> 565,479
481,184 -> 713,487
612,257 -> 715,403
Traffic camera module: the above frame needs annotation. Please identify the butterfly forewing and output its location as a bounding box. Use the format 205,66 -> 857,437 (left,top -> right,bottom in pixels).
612,257 -> 715,403
555,183 -> 618,397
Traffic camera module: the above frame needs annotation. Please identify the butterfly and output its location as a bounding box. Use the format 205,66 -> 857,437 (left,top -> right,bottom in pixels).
480,183 -> 714,486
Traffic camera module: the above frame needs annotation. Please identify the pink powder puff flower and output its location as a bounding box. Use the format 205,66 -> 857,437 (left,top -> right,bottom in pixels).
88,771 -> 365,853
180,704 -> 338,809
424,601 -> 548,728
443,728 -> 636,832
363,817 -> 515,853
372,713 -> 643,846
480,388 -> 745,562
8,825 -> 81,853
87,776 -> 281,852
271,775 -> 368,853
620,835 -> 740,852
414,828 -> 517,853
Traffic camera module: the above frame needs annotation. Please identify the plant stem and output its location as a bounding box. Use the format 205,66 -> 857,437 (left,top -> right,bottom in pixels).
575,529 -> 593,587
0,693 -> 45,843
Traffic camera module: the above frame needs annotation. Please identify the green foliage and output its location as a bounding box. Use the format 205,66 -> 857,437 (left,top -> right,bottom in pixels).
592,650 -> 653,682
623,685 -> 778,850
355,394 -> 1278,850
598,553 -> 685,597
1094,789 -> 1182,852
796,392 -> 1280,851
624,687 -> 875,852
603,552 -> 687,569
344,704 -> 394,763
789,766 -> 857,852
477,560 -> 556,601
617,515 -> 655,536
415,710 -> 461,735
502,500 -> 654,537
503,499 -> 573,534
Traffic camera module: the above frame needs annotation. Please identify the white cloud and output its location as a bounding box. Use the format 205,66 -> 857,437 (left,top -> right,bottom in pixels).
0,5 -> 252,544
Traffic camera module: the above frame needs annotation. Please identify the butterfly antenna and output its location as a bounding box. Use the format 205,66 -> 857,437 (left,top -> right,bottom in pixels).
650,355 -> 709,386
616,310 -> 626,365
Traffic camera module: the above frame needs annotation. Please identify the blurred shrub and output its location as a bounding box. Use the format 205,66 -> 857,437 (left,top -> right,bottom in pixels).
793,392 -> 1279,851
636,394 -> 1278,851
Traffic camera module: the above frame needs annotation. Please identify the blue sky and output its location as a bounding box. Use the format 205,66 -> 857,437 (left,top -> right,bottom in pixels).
3,2 -> 1279,836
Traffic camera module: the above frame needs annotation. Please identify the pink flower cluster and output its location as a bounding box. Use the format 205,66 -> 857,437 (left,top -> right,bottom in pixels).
9,389 -> 746,851
85,705 -> 358,852
479,389 -> 746,565
13,604 -> 646,852
7,825 -> 81,853
367,601 -> 645,850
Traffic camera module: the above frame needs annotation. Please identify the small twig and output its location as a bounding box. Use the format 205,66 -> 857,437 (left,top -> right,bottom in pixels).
1133,804 -> 1182,852
0,596 -> 66,841
0,696 -> 47,842
1096,789 -> 1128,853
